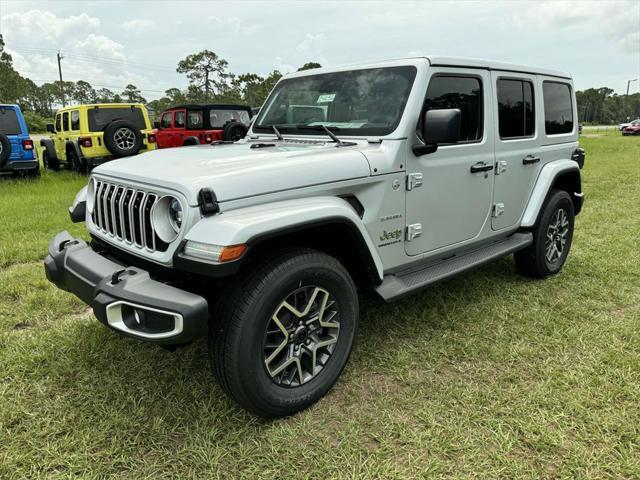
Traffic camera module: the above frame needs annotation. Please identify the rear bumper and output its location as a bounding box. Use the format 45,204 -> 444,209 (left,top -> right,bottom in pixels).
44,231 -> 209,345
0,159 -> 39,172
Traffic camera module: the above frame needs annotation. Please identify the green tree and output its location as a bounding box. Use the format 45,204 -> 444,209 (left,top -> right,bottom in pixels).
96,88 -> 115,103
73,80 -> 97,104
176,50 -> 232,101
297,62 -> 322,71
122,84 -> 146,103
0,34 -> 24,104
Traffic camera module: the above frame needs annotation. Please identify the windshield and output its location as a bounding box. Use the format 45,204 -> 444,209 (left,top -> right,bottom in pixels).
0,109 -> 21,135
254,66 -> 417,136
87,107 -> 147,132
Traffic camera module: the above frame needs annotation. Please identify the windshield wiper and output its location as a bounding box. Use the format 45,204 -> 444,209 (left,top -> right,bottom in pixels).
297,125 -> 356,147
272,125 -> 283,140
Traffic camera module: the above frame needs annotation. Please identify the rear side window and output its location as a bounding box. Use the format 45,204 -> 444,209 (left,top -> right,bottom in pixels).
174,111 -> 185,128
55,114 -> 61,132
497,79 -> 534,139
62,112 -> 70,131
87,107 -> 146,132
160,112 -> 172,129
423,76 -> 483,142
543,82 -> 573,134
187,111 -> 203,129
70,110 -> 80,131
209,109 -> 251,128
0,109 -> 21,135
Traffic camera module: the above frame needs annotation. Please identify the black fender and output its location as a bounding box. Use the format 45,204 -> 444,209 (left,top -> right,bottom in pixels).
65,140 -> 83,161
40,138 -> 58,161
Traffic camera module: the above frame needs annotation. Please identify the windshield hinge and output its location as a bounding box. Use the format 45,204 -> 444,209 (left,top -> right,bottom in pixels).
406,173 -> 423,191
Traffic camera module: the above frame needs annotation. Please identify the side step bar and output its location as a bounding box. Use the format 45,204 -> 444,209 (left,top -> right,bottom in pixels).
375,232 -> 533,302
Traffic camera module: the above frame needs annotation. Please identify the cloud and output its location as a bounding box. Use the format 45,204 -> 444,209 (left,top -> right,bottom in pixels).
2,9 -> 154,96
295,33 -> 326,54
2,9 -> 101,45
121,19 -> 156,34
208,16 -> 261,35
513,0 -> 640,52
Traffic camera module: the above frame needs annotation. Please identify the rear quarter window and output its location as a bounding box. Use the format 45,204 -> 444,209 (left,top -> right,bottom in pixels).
0,109 -> 21,135
87,107 -> 147,132
543,81 -> 574,135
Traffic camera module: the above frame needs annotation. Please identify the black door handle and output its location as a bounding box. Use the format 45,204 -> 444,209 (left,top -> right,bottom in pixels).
523,155 -> 540,165
470,162 -> 494,173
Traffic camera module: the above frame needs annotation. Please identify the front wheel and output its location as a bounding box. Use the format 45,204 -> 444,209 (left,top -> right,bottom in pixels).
210,249 -> 358,418
515,189 -> 575,278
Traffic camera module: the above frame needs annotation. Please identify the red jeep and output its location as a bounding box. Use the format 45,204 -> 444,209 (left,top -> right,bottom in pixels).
154,104 -> 252,148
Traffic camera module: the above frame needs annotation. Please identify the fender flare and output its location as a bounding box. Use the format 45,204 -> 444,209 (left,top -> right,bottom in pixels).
40,138 -> 58,161
521,159 -> 581,227
180,196 -> 384,281
65,140 -> 83,160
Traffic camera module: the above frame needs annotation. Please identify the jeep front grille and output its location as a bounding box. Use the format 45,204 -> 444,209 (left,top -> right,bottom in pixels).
92,181 -> 168,252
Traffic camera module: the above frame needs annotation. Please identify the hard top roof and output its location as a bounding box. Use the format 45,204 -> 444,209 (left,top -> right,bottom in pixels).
166,104 -> 252,111
285,56 -> 572,80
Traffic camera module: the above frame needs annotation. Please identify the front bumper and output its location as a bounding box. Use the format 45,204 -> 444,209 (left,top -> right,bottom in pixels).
44,231 -> 209,344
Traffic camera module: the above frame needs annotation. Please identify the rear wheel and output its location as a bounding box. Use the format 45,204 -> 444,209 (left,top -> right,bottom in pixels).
68,148 -> 86,174
221,121 -> 248,142
42,151 -> 60,171
210,249 -> 358,418
515,189 -> 575,278
103,120 -> 143,157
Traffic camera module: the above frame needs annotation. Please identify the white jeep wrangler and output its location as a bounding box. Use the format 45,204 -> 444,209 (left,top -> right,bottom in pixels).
46,57 -> 585,418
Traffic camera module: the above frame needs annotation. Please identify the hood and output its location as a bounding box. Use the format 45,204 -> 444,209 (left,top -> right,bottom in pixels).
93,141 -> 372,205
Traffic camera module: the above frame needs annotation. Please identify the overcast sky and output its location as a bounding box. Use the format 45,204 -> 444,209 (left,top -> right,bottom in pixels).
0,0 -> 638,100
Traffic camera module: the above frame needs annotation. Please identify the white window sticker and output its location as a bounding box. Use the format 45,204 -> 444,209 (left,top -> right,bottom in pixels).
317,93 -> 336,103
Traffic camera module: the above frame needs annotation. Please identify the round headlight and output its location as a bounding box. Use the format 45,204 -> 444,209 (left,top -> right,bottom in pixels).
168,198 -> 183,233
151,196 -> 184,243
86,178 -> 97,215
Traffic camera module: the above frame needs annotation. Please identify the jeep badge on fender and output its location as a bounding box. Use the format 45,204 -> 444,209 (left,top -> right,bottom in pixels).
45,57 -> 584,418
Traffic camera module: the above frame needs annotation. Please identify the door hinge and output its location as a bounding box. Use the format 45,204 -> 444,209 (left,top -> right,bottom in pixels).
492,203 -> 505,217
495,160 -> 507,175
406,173 -> 423,191
406,223 -> 422,241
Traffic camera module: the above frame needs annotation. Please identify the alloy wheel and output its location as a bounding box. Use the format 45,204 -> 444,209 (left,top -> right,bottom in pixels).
545,208 -> 569,264
114,127 -> 136,150
263,285 -> 340,388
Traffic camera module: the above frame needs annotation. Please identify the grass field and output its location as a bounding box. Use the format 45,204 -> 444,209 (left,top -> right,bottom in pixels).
1,132 -> 638,479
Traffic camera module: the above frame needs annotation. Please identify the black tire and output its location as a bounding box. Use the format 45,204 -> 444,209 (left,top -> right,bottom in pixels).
210,248 -> 358,418
515,189 -> 575,278
183,136 -> 199,146
103,120 -> 143,157
42,150 -> 60,171
0,132 -> 11,168
221,121 -> 248,142
67,147 -> 84,174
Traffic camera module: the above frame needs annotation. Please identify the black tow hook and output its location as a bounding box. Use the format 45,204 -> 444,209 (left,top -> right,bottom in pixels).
111,269 -> 136,285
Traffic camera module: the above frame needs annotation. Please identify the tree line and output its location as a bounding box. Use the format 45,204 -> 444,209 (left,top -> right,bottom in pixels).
1,34 -> 638,130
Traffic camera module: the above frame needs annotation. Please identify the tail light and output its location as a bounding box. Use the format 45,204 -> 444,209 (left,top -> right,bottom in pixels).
205,135 -> 212,143
79,137 -> 93,148
147,134 -> 156,143
22,139 -> 34,150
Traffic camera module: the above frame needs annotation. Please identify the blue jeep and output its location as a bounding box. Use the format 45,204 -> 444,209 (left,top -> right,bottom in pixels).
0,104 -> 39,177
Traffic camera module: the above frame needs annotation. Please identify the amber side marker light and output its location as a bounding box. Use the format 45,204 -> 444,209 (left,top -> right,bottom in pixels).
183,241 -> 247,263
219,244 -> 248,262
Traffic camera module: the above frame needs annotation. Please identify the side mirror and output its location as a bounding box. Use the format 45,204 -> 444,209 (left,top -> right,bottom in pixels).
412,108 -> 461,156
153,121 -> 161,129
46,123 -> 55,133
